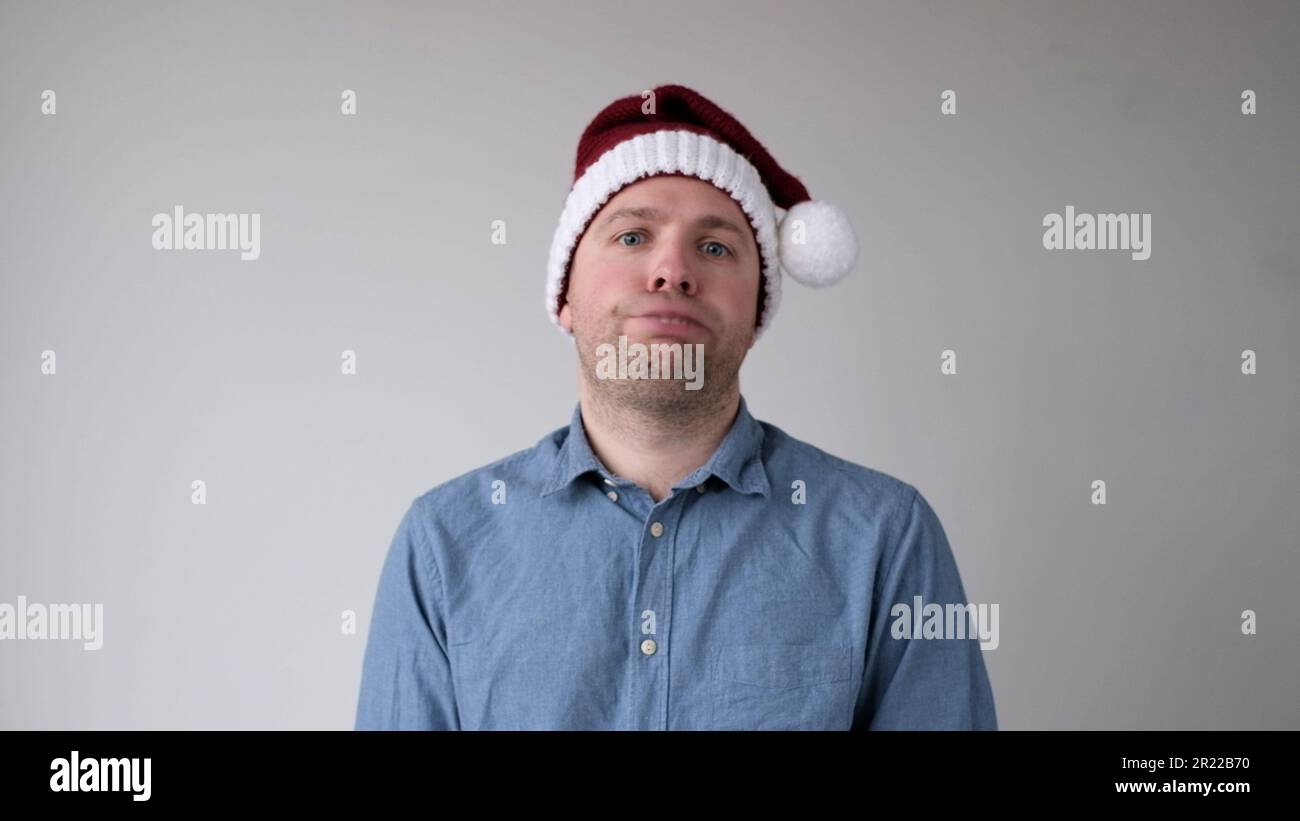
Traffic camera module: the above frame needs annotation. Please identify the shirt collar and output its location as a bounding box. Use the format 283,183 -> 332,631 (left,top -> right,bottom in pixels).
540,394 -> 770,498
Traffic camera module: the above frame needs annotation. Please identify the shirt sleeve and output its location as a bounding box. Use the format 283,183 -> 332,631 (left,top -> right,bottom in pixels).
857,487 -> 998,730
354,497 -> 460,730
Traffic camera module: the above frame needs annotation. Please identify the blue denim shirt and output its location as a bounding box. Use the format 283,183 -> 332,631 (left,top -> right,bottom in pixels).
355,395 -> 997,730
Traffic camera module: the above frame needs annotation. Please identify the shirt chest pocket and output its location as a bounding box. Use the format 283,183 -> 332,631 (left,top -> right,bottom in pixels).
709,643 -> 856,730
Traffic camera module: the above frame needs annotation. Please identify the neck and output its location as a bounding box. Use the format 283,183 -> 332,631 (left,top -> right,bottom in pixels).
577,380 -> 740,503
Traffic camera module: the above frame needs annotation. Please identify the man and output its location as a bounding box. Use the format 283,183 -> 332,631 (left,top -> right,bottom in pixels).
355,84 -> 997,730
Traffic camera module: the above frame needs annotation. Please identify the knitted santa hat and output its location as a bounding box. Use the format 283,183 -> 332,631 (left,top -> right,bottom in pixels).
546,83 -> 857,340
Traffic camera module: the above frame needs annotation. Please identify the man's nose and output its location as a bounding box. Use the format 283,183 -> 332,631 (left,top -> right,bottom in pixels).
645,237 -> 697,296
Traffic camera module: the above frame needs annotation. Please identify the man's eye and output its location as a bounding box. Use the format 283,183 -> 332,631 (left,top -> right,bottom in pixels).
701,241 -> 731,258
616,231 -> 645,247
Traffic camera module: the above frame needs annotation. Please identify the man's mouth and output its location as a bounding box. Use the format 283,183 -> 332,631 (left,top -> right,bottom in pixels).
639,314 -> 701,327
626,314 -> 710,339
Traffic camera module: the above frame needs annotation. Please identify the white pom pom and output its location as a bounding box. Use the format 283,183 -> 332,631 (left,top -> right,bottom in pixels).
777,200 -> 858,287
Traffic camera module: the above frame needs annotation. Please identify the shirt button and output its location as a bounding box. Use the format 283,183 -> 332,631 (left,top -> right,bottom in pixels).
650,522 -> 664,538
641,638 -> 657,655
695,484 -> 707,493
603,478 -> 615,485
606,491 -> 618,502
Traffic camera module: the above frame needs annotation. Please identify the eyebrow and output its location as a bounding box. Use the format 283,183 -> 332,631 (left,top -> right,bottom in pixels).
596,206 -> 748,239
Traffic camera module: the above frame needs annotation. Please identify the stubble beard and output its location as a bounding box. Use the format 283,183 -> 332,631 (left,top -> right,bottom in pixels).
571,302 -> 749,432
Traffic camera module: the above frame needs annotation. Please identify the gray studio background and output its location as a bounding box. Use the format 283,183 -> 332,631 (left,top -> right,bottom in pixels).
1,0 -> 1296,730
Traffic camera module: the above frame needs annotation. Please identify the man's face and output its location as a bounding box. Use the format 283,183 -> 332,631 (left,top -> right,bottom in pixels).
558,174 -> 762,413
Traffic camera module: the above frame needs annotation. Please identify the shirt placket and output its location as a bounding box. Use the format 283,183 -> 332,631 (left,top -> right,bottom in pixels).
613,483 -> 683,731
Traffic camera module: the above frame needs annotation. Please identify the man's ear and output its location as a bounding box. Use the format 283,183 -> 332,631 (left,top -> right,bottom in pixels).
558,300 -> 573,332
